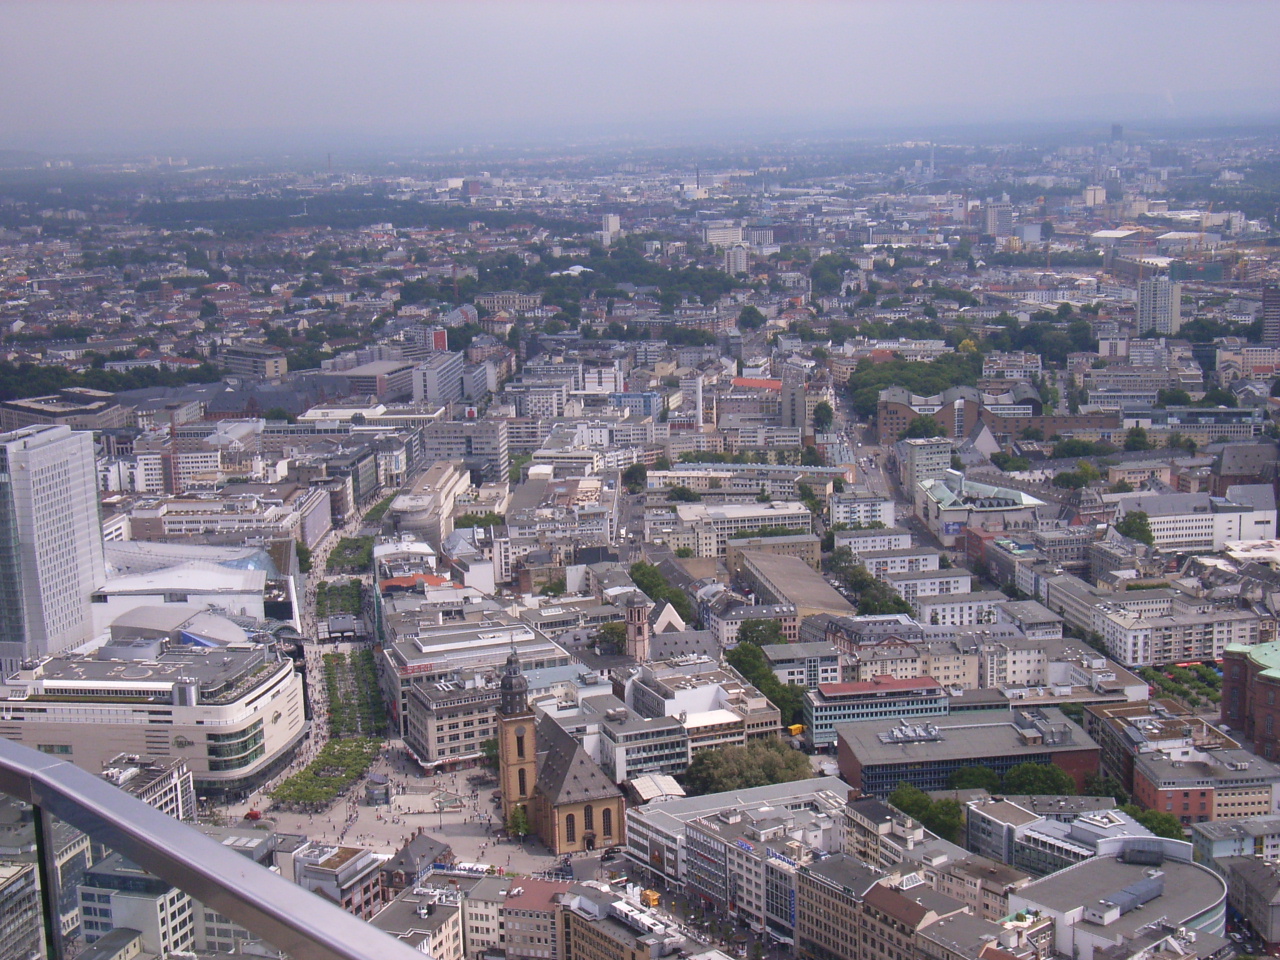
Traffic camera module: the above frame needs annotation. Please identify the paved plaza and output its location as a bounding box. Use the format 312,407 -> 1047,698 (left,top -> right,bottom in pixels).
225,743 -> 572,875
219,636 -> 586,880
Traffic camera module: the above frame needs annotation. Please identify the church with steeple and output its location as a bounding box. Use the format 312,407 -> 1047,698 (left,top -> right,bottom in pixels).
495,648 -> 625,855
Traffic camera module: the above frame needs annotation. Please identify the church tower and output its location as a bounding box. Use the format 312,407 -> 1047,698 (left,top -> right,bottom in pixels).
495,648 -> 536,830
625,594 -> 652,662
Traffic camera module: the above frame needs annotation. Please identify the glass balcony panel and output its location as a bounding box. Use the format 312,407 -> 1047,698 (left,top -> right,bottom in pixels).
0,739 -> 424,960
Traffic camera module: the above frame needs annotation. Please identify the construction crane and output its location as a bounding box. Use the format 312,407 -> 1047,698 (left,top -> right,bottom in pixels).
1199,201 -> 1214,251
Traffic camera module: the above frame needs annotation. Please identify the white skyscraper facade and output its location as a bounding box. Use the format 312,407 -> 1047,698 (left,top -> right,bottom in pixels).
1137,276 -> 1182,335
0,425 -> 105,672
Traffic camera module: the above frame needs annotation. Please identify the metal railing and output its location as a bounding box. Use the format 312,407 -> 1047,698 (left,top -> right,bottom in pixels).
0,738 -> 423,960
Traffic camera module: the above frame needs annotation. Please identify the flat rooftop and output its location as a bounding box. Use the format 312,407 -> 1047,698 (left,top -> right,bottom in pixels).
740,551 -> 854,613
1015,856 -> 1225,940
10,644 -> 276,700
837,708 -> 1098,765
883,568 -> 973,583
760,642 -> 840,663
855,547 -> 942,559
817,676 -> 942,696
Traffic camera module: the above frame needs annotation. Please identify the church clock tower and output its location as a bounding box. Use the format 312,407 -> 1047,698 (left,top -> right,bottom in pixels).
496,649 -> 536,830
625,594 -> 652,662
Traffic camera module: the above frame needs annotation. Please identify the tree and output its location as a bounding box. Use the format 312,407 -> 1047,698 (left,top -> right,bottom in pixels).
949,766 -> 1003,792
296,543 -> 313,574
675,546 -> 695,558
666,485 -> 702,502
540,577 -> 566,597
725,642 -> 805,724
1084,774 -> 1129,805
480,738 -> 499,770
901,415 -> 947,440
622,462 -> 648,494
1001,762 -> 1076,796
924,798 -> 965,844
596,621 -> 628,654
812,401 -> 835,433
1195,386 -> 1235,408
886,783 -> 964,842
737,619 -> 786,646
507,805 -> 531,839
1110,479 -> 1133,494
1115,510 -> 1155,546
737,305 -> 766,330
887,782 -> 933,821
456,512 -> 505,528
1124,426 -> 1154,451
630,561 -> 696,625
1122,804 -> 1185,839
1052,471 -> 1088,490
1156,388 -> 1191,408
681,738 -> 813,796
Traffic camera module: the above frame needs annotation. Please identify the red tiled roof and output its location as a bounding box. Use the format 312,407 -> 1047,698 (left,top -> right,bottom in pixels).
817,675 -> 942,696
381,573 -> 453,589
731,377 -> 783,391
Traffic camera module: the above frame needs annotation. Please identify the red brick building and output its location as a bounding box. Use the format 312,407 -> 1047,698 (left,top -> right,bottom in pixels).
1223,641 -> 1280,761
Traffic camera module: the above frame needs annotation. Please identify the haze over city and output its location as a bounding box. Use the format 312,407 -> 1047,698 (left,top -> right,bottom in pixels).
5,4 -> 1280,960
3,0 -> 1280,154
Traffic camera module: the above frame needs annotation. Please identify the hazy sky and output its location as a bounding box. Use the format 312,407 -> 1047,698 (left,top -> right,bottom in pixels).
3,0 -> 1280,153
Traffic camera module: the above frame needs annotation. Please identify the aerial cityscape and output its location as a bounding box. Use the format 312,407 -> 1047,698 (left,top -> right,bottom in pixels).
2,3 -> 1280,960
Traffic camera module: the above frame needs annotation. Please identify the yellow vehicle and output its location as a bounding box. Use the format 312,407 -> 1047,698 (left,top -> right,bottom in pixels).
641,889 -> 660,908
788,724 -> 806,737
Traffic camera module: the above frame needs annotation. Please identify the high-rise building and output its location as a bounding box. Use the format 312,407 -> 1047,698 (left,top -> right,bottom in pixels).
724,244 -> 750,276
0,425 -> 105,673
1137,276 -> 1182,335
421,419 -> 509,482
983,201 -> 1013,237
1262,284 -> 1280,349
221,343 -> 287,381
412,352 -> 466,406
897,437 -> 953,499
702,221 -> 743,248
600,213 -> 620,247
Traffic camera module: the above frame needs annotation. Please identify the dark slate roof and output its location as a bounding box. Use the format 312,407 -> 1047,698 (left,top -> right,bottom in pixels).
535,715 -> 622,806
1218,442 -> 1280,477
1226,483 -> 1277,512
383,832 -> 452,876
650,629 -> 718,660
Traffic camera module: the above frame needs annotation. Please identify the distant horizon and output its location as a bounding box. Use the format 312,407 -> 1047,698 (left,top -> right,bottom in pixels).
5,113 -> 1280,168
3,0 -> 1279,159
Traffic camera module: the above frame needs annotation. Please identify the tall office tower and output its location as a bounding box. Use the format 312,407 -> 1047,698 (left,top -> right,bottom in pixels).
724,244 -> 750,276
0,425 -> 106,673
982,201 -> 1013,237
1137,276 -> 1182,335
1262,284 -> 1280,348
601,213 -> 620,240
1111,123 -> 1124,142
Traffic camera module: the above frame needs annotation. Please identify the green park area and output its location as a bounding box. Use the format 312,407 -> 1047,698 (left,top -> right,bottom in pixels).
326,536 -> 374,573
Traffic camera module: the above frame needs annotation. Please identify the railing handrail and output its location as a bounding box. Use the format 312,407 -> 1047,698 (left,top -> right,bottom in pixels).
0,738 -> 423,960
